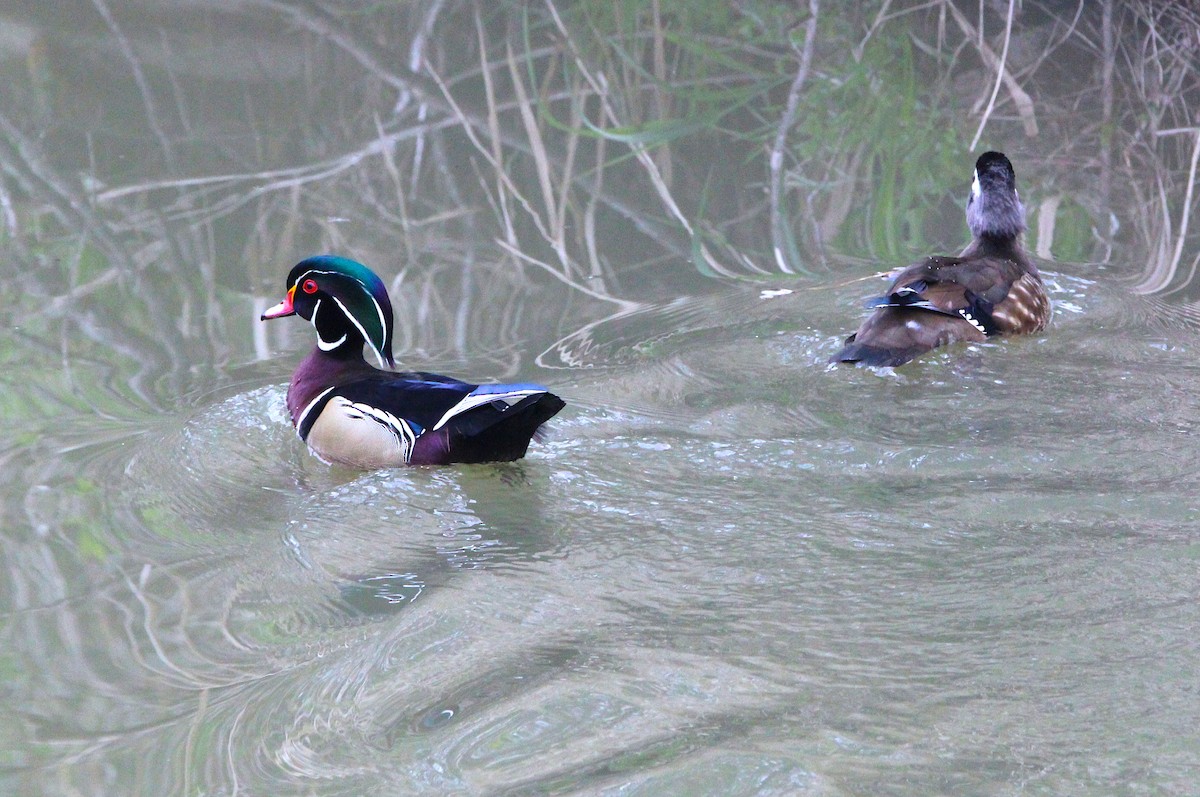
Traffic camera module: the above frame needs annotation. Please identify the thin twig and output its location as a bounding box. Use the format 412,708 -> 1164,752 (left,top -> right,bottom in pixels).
853,0 -> 952,61
1099,0 -> 1114,210
650,0 -> 673,187
476,9 -> 517,246
505,37 -> 564,263
426,56 -> 559,247
90,0 -> 177,169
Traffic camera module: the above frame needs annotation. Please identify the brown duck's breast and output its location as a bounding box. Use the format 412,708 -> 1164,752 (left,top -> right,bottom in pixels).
990,271 -> 1051,334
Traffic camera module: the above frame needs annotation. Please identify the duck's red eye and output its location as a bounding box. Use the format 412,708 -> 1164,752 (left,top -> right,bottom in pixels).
301,278 -> 318,294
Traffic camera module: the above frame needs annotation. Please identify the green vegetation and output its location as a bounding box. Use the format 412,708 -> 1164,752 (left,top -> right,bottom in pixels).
3,1 -> 1199,377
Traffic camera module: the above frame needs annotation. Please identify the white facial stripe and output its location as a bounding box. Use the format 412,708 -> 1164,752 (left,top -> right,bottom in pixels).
331,293 -> 371,351
971,170 -> 981,200
330,293 -> 388,367
317,334 -> 347,351
298,269 -> 388,367
311,299 -> 349,351
365,285 -> 388,357
363,284 -> 389,366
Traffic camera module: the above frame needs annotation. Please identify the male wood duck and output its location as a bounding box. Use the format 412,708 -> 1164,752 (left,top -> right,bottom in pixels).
833,151 -> 1050,367
261,255 -> 564,468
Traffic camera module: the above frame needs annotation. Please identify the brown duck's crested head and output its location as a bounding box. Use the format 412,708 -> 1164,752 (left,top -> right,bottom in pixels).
966,151 -> 1025,241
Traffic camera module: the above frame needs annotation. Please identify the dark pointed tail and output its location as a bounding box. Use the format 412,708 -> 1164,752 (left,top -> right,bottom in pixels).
456,393 -> 565,463
832,335 -> 921,368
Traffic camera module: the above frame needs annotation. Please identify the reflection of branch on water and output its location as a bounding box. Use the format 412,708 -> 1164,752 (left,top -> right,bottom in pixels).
0,110 -> 216,404
0,112 -> 130,272
90,0 -> 178,171
496,240 -> 639,308
5,0 -> 1200,390
251,0 -> 727,285
90,6 -> 706,295
545,0 -> 754,279
1131,129 -> 1200,295
769,0 -> 819,276
1115,2 -> 1200,294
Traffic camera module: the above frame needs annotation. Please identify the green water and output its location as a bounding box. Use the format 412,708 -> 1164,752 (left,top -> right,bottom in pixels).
3,2 -> 1200,795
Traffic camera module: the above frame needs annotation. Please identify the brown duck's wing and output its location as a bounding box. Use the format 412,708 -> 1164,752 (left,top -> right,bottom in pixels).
929,257 -> 1050,333
873,255 -> 1042,334
834,254 -> 1048,366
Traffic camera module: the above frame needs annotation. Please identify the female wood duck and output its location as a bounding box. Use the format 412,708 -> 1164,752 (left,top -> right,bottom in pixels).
261,255 -> 564,468
833,151 -> 1050,367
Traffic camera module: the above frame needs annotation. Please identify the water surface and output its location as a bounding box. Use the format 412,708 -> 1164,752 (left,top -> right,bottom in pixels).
3,2 -> 1200,795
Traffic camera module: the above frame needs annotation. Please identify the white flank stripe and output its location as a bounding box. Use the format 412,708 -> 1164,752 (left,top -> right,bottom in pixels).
297,386 -> 337,437
349,401 -> 417,460
431,388 -> 543,432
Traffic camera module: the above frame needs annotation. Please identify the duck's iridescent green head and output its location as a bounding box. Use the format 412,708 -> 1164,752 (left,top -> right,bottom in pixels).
261,255 -> 395,368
